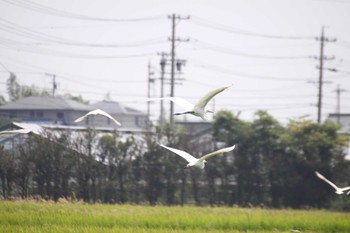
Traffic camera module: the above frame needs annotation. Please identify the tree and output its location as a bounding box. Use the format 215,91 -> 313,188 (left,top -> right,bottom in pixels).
7,72 -> 20,102
251,111 -> 286,207
64,93 -> 89,105
142,132 -> 164,205
7,73 -> 51,101
160,123 -> 189,205
213,110 -> 255,206
0,95 -> 5,105
282,119 -> 350,208
72,128 -> 97,202
0,145 -> 16,199
16,142 -> 34,199
98,132 -> 137,203
212,110 -> 350,208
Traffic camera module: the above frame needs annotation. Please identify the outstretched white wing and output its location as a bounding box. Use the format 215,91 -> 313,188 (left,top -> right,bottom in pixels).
194,85 -> 231,109
199,145 -> 236,162
160,144 -> 197,164
315,171 -> 340,191
74,109 -> 121,126
0,128 -> 32,135
147,97 -> 194,111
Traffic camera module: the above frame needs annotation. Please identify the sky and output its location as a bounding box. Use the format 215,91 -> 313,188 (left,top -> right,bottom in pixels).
0,0 -> 349,124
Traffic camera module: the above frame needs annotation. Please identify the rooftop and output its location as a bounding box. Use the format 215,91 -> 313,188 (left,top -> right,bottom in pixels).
0,96 -> 93,111
92,100 -> 146,116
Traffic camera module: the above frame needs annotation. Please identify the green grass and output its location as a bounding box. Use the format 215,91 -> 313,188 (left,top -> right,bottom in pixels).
0,201 -> 349,233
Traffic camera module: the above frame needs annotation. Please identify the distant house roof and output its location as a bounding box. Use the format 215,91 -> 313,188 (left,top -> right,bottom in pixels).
0,96 -> 92,111
328,113 -> 350,117
92,100 -> 146,116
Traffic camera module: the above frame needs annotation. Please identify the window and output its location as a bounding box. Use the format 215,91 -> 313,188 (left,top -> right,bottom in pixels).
36,112 -> 43,119
57,112 -> 64,119
9,111 -> 16,119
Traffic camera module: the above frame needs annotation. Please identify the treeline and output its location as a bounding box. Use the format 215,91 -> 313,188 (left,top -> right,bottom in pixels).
0,110 -> 349,208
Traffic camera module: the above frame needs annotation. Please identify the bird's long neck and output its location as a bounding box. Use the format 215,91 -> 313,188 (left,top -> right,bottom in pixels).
174,111 -> 195,116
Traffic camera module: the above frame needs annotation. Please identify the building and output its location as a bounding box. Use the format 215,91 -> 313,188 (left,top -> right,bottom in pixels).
327,113 -> 350,160
327,113 -> 350,134
0,96 -> 93,125
90,100 -> 149,131
0,96 -> 149,132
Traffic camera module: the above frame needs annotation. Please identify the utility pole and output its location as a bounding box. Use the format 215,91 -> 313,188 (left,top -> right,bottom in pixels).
168,14 -> 190,125
334,84 -> 347,124
158,52 -> 169,130
147,62 -> 155,127
52,75 -> 57,96
46,73 -> 57,96
315,26 -> 336,123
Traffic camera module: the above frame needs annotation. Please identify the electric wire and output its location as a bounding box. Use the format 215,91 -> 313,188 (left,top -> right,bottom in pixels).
0,42 -> 155,59
191,16 -> 315,40
1,0 -> 166,22
0,18 -> 167,48
192,40 -> 314,60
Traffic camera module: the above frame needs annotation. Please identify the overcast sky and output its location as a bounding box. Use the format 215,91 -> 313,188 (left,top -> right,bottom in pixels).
0,0 -> 349,124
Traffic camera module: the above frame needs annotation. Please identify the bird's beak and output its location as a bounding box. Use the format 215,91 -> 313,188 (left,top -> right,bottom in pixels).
206,109 -> 214,113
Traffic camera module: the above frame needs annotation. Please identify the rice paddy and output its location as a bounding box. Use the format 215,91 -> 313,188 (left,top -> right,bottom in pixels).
0,200 -> 349,233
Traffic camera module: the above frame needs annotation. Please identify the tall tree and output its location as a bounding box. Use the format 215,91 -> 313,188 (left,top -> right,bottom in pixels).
6,72 -> 20,102
213,110 -> 255,206
282,119 -> 350,208
251,111 -> 285,207
142,132 -> 164,205
0,145 -> 16,199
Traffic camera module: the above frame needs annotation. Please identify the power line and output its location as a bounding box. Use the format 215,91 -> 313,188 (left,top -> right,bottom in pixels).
192,40 -> 314,60
191,16 -> 315,40
0,35 -> 167,48
2,0 -> 165,22
0,61 -> 11,73
0,41 -> 155,59
0,18 -> 167,48
191,60 -> 316,81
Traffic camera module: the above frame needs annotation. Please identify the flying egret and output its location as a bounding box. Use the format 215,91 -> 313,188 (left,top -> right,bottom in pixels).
147,85 -> 231,119
74,109 -> 121,126
315,171 -> 350,195
0,128 -> 32,134
160,144 -> 236,169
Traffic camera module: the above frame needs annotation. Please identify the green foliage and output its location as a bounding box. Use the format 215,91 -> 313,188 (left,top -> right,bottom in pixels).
0,95 -> 5,105
64,93 -> 89,105
0,201 -> 350,233
212,110 -> 350,208
6,73 -> 50,101
6,72 -> 20,102
0,109 -> 349,208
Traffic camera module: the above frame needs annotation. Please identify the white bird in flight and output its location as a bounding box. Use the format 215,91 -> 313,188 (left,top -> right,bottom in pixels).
74,109 -> 121,126
147,85 -> 231,119
160,144 -> 236,169
315,171 -> 350,195
0,128 -> 32,135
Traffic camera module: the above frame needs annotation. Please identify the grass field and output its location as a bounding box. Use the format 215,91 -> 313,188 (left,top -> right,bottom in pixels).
0,200 -> 349,233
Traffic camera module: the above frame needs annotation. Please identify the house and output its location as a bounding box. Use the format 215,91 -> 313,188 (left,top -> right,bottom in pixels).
0,96 -> 149,132
89,100 -> 149,131
0,96 -> 93,125
327,113 -> 350,160
0,122 -> 43,150
327,113 -> 350,134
